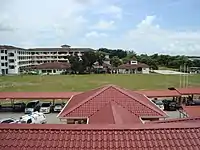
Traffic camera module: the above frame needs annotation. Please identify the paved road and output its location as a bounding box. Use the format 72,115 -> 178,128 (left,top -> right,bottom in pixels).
0,110 -> 181,124
0,112 -> 62,124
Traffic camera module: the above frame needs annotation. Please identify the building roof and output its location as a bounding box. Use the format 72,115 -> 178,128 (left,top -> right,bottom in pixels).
175,87 -> 200,95
58,85 -> 167,123
89,101 -> 142,124
183,106 -> 200,117
0,92 -> 81,99
135,89 -> 181,98
146,117 -> 200,124
0,45 -> 24,50
1,123 -> 200,149
28,62 -> 71,70
118,63 -> 149,69
28,47 -> 94,52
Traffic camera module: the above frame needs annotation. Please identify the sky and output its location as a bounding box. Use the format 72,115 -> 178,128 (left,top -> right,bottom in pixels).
0,0 -> 200,55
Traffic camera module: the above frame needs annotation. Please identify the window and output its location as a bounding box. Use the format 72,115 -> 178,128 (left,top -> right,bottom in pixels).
8,53 -> 14,57
27,119 -> 32,124
67,118 -> 88,124
1,50 -> 4,53
1,56 -> 4,60
1,63 -> 4,66
9,59 -> 14,63
5,63 -> 8,67
9,65 -> 15,69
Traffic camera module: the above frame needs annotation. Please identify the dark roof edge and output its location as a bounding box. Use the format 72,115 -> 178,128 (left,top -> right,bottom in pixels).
0,122 -> 200,130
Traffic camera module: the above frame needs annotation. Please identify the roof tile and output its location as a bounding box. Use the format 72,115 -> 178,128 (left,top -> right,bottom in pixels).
59,85 -> 167,124
2,123 -> 200,149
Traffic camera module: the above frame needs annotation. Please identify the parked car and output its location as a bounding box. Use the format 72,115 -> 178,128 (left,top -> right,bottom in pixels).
25,100 -> 41,114
163,100 -> 182,111
40,102 -> 53,114
19,112 -> 46,124
13,102 -> 26,112
152,99 -> 164,110
53,102 -> 65,112
0,103 -> 13,112
0,118 -> 18,124
186,99 -> 200,106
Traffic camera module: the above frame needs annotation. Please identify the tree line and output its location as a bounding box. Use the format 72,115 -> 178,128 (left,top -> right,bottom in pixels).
99,48 -> 200,70
67,48 -> 200,73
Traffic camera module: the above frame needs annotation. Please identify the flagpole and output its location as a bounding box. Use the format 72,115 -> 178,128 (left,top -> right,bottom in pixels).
179,65 -> 182,88
186,66 -> 189,88
184,63 -> 186,88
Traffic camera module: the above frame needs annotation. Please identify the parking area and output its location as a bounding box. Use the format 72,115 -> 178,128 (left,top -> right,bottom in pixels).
0,112 -> 63,124
0,110 -> 181,124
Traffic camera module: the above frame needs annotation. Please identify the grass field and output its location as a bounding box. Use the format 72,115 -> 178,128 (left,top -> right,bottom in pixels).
0,74 -> 200,92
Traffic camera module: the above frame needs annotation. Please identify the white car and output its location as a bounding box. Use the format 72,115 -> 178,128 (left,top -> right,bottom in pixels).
0,118 -> 19,124
19,112 -> 47,124
152,99 -> 164,110
40,102 -> 53,114
53,103 -> 65,112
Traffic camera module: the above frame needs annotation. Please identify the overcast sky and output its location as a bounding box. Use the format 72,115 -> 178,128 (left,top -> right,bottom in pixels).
1,0 -> 200,55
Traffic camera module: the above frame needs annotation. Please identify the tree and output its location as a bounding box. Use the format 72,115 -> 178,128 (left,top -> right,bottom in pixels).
96,51 -> 106,66
111,56 -> 122,67
82,51 -> 97,73
98,48 -> 127,59
67,54 -> 84,74
122,51 -> 137,64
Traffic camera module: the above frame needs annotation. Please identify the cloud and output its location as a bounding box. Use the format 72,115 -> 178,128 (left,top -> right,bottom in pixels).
1,0 -> 200,56
0,15 -> 15,31
0,0 -> 89,47
98,5 -> 123,19
85,31 -> 108,38
91,20 -> 115,30
126,15 -> 200,55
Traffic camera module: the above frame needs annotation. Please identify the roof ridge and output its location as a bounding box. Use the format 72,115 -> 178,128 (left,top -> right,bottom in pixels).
112,86 -> 166,117
111,99 -> 140,117
109,100 -> 141,124
60,86 -> 112,117
88,101 -> 113,118
1,123 -> 200,130
110,101 -> 122,124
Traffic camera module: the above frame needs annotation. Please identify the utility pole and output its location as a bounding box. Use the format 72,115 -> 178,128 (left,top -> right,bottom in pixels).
179,65 -> 182,88
186,65 -> 189,88
183,63 -> 186,88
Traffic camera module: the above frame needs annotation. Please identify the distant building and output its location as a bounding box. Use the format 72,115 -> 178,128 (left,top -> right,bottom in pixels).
26,62 -> 71,75
0,45 -> 94,75
117,58 -> 149,74
188,56 -> 200,61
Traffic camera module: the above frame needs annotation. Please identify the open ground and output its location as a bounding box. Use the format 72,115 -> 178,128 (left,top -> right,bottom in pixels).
0,74 -> 200,92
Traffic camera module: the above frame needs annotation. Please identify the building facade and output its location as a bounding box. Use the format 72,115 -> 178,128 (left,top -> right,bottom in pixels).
117,60 -> 150,74
0,45 -> 93,75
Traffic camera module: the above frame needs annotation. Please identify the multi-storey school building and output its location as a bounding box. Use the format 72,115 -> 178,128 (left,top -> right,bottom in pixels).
0,45 -> 93,75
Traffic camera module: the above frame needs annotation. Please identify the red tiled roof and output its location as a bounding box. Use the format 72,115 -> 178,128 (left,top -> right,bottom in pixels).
183,106 -> 200,117
147,117 -> 200,124
59,85 -> 167,123
125,89 -> 167,116
29,62 -> 71,70
135,89 -> 181,98
118,63 -> 149,69
175,87 -> 200,95
89,101 -> 142,124
0,92 -> 81,99
1,123 -> 200,149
